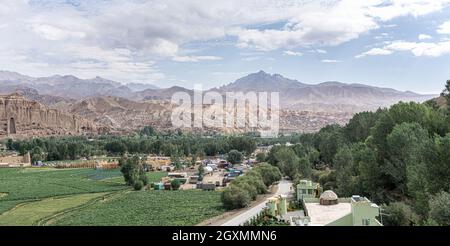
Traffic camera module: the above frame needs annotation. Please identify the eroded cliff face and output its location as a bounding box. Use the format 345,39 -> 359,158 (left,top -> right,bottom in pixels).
0,93 -> 107,138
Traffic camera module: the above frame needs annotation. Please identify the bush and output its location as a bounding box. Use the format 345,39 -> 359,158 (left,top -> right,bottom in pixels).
232,179 -> 258,199
253,163 -> 282,187
256,153 -> 266,163
120,156 -> 147,188
133,180 -> 144,191
171,179 -> 181,190
221,185 -> 252,209
227,150 -> 243,164
220,167 -> 282,210
382,202 -> 418,226
429,191 -> 450,226
244,172 -> 267,194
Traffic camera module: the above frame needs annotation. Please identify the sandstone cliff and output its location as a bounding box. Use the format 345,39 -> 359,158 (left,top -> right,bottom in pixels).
0,93 -> 107,138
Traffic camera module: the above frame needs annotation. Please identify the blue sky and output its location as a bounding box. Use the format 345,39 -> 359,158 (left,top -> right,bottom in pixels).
1,0 -> 450,94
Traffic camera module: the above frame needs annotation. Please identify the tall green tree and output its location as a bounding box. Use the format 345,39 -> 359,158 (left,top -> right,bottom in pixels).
345,111 -> 379,143
315,124 -> 346,165
382,202 -> 419,226
429,191 -> 450,226
227,150 -> 243,164
298,157 -> 312,179
119,156 -> 148,190
252,163 -> 282,186
31,146 -> 45,163
354,142 -> 383,202
273,147 -> 299,178
385,122 -> 429,198
334,145 -> 356,197
441,79 -> 450,104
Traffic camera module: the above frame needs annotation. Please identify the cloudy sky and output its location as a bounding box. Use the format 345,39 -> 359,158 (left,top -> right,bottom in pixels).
1,0 -> 450,93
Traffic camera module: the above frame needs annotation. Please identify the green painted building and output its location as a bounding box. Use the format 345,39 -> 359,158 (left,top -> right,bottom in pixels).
293,180 -> 382,226
296,180 -> 320,200
315,195 -> 382,226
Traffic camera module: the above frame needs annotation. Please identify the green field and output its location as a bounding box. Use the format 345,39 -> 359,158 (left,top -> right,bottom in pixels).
103,171 -> 168,185
0,193 -> 107,226
0,168 -> 125,203
0,168 -> 222,226
52,190 -> 224,226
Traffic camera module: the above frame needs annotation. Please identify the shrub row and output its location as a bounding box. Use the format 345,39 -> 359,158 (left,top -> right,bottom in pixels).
221,163 -> 282,209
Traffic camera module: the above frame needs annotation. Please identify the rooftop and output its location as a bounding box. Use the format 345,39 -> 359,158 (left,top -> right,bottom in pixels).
320,190 -> 338,200
304,202 -> 351,226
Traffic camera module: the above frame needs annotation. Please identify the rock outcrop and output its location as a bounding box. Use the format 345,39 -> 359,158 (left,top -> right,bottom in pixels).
0,93 -> 107,138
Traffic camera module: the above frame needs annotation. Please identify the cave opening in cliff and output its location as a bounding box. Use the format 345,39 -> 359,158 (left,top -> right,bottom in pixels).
9,118 -> 16,134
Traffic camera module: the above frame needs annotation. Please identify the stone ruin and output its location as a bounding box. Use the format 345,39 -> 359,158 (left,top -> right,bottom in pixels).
0,93 -> 108,138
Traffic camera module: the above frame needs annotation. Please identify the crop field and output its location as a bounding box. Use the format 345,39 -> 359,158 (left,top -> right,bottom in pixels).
0,193 -> 107,226
0,168 -> 126,203
0,168 -> 220,226
104,171 -> 167,184
0,200 -> 34,214
53,190 -> 225,226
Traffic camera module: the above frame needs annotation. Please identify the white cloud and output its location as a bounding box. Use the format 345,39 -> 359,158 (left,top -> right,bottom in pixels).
368,0 -> 450,21
172,55 -> 222,62
437,21 -> 450,34
356,41 -> 450,58
233,0 -> 450,51
31,24 -> 86,41
355,48 -> 394,58
309,49 -> 327,54
241,56 -> 261,61
283,50 -> 303,56
234,2 -> 379,51
418,34 -> 432,40
1,0 -> 450,82
386,41 -> 450,57
321,59 -> 342,63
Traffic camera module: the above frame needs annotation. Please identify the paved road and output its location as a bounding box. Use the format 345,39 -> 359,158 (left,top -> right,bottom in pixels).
221,180 -> 293,226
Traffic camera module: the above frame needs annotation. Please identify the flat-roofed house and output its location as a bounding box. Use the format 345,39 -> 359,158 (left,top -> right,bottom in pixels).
300,194 -> 382,226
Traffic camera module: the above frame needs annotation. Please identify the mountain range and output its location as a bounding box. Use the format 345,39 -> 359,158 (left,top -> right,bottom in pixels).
0,70 -> 436,133
0,70 -> 158,102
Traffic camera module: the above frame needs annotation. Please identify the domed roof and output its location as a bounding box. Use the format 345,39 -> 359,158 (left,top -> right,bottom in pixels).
320,190 -> 338,200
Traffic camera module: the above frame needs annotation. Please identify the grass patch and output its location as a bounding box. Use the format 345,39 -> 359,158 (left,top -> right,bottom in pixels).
0,193 -> 107,226
0,200 -> 34,215
52,190 -> 224,226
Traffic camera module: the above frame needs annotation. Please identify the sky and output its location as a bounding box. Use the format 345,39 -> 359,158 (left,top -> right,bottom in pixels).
0,0 -> 450,94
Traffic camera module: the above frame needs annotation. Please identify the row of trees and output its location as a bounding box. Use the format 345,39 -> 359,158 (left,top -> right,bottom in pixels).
221,163 -> 282,209
5,134 -> 257,163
